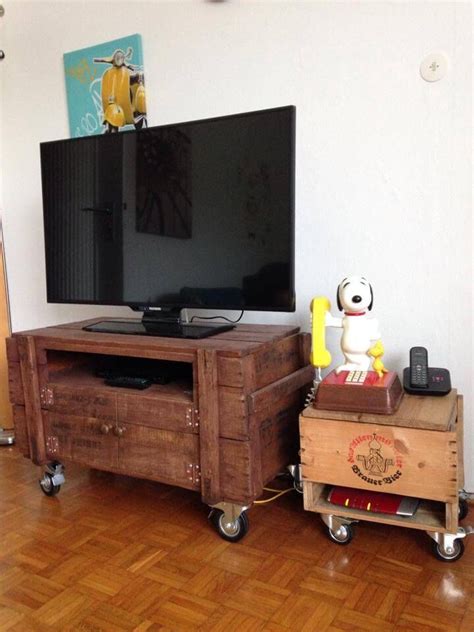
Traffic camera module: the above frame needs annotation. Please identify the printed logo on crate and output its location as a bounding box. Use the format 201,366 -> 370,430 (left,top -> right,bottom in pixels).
347,432 -> 403,486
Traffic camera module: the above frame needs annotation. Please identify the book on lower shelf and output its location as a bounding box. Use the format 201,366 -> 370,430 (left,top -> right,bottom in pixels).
327,486 -> 420,516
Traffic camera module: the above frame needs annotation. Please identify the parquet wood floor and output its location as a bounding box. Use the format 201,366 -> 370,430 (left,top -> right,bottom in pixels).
0,447 -> 472,632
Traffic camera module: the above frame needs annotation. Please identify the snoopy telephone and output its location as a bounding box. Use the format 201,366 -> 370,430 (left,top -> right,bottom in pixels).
307,276 -> 403,414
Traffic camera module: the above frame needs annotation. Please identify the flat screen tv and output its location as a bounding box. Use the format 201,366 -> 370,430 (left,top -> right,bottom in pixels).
40,105 -> 295,338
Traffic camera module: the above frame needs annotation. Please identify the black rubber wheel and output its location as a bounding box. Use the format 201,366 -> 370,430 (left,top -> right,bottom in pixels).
39,473 -> 61,497
459,499 -> 469,521
209,509 -> 249,543
326,523 -> 354,545
431,539 -> 464,562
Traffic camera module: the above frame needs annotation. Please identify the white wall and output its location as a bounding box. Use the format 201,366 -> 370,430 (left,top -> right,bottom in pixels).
1,1 -> 472,487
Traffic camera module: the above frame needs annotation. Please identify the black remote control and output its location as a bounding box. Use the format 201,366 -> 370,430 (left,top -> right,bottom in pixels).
409,346 -> 429,388
105,376 -> 152,390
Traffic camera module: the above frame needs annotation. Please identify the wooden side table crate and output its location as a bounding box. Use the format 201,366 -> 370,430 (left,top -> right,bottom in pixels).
300,390 -> 473,561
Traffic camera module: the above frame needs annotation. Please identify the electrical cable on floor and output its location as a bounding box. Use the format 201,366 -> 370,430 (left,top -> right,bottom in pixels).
253,486 -> 294,505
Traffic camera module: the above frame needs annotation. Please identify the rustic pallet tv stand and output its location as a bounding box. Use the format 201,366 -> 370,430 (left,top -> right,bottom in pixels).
7,318 -> 311,541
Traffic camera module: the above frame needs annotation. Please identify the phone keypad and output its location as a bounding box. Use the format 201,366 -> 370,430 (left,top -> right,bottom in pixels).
345,371 -> 367,385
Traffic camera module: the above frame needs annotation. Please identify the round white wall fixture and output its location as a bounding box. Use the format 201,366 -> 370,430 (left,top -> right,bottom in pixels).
420,52 -> 449,82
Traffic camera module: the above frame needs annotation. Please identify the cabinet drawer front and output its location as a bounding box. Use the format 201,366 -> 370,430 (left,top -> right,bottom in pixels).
117,394 -> 196,433
42,384 -> 116,421
118,425 -> 200,489
300,417 -> 458,503
43,412 -> 118,468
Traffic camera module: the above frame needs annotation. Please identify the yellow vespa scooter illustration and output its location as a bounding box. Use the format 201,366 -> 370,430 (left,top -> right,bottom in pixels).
94,47 -> 147,133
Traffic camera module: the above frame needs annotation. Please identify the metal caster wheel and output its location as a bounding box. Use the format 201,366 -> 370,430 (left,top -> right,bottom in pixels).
209,508 -> 249,543
431,538 -> 465,562
326,523 -> 354,545
39,472 -> 61,497
459,499 -> 469,521
39,462 -> 65,497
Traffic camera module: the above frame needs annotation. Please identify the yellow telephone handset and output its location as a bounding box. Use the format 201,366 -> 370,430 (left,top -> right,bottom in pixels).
310,296 -> 332,369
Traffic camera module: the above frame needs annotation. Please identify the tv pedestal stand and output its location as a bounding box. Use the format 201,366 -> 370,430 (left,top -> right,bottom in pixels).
7,317 -> 312,541
83,307 -> 235,339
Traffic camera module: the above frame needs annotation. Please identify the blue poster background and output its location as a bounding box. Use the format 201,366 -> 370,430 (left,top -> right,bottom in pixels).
64,34 -> 145,137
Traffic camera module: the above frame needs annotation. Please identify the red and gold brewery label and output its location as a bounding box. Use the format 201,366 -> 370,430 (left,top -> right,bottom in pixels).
348,432 -> 403,486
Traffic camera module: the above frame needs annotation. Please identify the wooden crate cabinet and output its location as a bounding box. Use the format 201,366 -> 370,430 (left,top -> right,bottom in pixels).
300,391 -> 465,536
7,318 -> 312,509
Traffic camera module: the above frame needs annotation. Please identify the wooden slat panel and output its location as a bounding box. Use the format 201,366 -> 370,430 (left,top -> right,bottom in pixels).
197,349 -> 220,504
118,424 -> 200,490
6,337 -> 19,362
43,412 -> 118,467
15,328 -> 260,359
218,387 -> 248,440
302,390 -> 458,431
217,334 -> 304,390
17,336 -> 47,465
117,392 -> 196,433
219,438 -> 254,504
0,238 -> 12,428
457,395 -> 464,489
12,405 -> 30,457
7,361 -> 24,405
300,416 -> 458,503
43,383 -> 116,421
249,365 -> 313,415
259,395 -> 300,485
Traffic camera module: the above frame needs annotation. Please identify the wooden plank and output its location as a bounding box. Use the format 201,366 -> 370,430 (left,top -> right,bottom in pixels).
259,395 -> 300,485
43,383 -> 116,421
249,365 -> 313,414
218,387 -> 248,440
117,392 -> 196,433
219,438 -> 254,504
197,349 -> 220,504
303,482 -> 447,532
43,412 -> 118,468
298,332 -> 311,367
217,333 -> 304,389
12,405 -> 30,457
445,501 -> 458,533
6,337 -> 19,362
0,237 -> 12,428
14,327 -> 262,358
7,361 -> 24,406
17,336 -> 47,465
118,424 -> 200,490
457,395 -> 464,489
301,390 -> 458,432
300,416 -> 458,503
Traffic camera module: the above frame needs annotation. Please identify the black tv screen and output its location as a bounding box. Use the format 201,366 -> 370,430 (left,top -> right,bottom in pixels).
40,106 -> 295,315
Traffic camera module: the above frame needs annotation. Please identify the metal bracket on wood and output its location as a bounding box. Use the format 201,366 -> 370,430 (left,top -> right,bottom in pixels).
185,407 -> 199,430
186,463 -> 201,486
427,526 -> 473,551
209,502 -> 250,526
46,436 -> 59,455
40,386 -> 54,407
321,513 -> 357,532
45,461 -> 65,487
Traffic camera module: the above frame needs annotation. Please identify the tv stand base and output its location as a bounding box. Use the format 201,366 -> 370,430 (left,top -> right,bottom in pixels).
83,318 -> 234,339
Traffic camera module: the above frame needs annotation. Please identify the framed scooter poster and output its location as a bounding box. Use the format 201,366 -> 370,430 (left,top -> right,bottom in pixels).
64,33 -> 147,137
